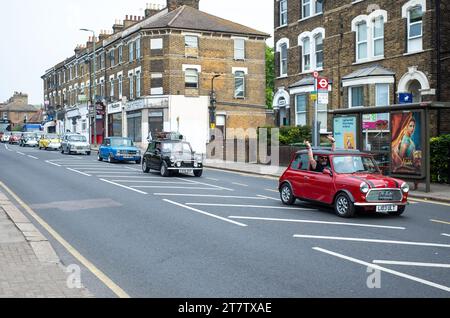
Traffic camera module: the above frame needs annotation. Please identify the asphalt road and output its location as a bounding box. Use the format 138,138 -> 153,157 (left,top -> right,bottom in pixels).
1,142 -> 449,298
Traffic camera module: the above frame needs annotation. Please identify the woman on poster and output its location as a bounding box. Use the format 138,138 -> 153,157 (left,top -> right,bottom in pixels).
391,113 -> 421,174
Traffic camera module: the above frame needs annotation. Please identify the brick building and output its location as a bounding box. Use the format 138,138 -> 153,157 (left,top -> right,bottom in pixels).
0,92 -> 42,130
273,0 -> 450,135
42,0 -> 270,153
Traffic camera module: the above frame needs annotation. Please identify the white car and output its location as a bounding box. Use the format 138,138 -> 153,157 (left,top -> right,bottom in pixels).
61,134 -> 91,155
1,132 -> 11,143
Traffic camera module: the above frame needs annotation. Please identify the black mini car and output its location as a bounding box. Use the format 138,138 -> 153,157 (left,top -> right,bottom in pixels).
142,133 -> 203,177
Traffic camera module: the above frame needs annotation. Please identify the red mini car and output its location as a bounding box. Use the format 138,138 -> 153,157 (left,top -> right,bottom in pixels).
279,149 -> 409,218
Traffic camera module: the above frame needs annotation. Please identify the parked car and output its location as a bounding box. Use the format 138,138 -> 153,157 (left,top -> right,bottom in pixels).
19,132 -> 39,147
97,137 -> 141,163
279,149 -> 409,218
38,134 -> 62,150
61,134 -> 91,155
8,132 -> 22,144
1,132 -> 11,143
142,132 -> 203,177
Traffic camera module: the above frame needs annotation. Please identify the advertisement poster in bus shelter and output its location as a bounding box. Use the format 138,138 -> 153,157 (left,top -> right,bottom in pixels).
333,116 -> 357,150
391,111 -> 424,177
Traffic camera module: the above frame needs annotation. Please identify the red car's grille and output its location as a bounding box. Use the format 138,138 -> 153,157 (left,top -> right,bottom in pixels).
366,189 -> 403,202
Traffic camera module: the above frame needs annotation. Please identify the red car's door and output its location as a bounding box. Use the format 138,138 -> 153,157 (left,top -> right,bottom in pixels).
286,153 -> 310,198
302,155 -> 335,204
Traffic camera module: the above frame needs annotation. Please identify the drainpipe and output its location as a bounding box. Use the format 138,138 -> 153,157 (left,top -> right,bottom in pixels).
436,0 -> 442,134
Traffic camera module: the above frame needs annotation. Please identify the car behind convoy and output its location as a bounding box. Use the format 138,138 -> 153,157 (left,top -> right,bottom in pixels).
279,149 -> 409,218
19,132 -> 39,147
39,134 -> 62,150
61,134 -> 91,155
97,137 -> 141,163
1,132 -> 11,143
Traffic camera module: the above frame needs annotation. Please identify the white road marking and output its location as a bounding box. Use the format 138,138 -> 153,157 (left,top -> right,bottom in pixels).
4,144 -> 8,150
257,195 -> 280,201
232,182 -> 249,187
163,199 -> 248,227
27,155 -> 39,160
154,193 -> 267,200
185,203 -> 314,210
313,247 -> 450,293
117,180 -> 193,184
17,151 -> 25,155
442,233 -> 450,237
66,168 -> 91,177
45,160 -> 61,167
176,177 -> 234,191
83,172 -> 142,174
133,186 -> 222,190
265,189 -> 279,193
206,177 -> 219,181
372,260 -> 450,268
229,216 -> 406,230
125,167 -> 140,171
100,179 -> 148,194
96,175 -> 157,178
294,235 -> 450,248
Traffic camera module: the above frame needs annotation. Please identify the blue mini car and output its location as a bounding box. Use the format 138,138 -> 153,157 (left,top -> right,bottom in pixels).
97,137 -> 142,164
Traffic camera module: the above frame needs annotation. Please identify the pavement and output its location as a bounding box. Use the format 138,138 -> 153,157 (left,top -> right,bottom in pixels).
0,188 -> 91,298
204,159 -> 450,204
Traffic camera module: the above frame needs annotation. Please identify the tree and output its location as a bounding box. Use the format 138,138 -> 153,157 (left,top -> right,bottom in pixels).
265,45 -> 275,109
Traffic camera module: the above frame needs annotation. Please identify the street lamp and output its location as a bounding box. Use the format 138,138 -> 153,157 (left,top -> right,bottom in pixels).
80,28 -> 97,146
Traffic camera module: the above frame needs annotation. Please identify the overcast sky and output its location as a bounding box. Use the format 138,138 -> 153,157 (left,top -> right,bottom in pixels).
0,0 -> 274,105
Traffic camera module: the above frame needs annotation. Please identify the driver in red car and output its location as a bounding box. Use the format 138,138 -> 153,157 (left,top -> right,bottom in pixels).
305,135 -> 336,172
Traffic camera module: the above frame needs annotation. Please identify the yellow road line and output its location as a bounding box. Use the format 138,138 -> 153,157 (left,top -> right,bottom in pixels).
0,181 -> 130,298
430,219 -> 450,226
408,198 -> 450,207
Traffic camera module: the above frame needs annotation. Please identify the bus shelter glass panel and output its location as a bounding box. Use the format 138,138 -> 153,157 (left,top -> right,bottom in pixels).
362,113 -> 390,175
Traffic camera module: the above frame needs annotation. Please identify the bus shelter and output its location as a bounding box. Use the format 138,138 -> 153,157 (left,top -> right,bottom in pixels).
330,102 -> 450,193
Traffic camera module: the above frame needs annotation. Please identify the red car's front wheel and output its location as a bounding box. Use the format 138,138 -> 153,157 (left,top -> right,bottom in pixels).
334,193 -> 355,218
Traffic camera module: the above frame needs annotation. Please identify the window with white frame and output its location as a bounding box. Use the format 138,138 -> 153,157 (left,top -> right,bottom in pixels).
234,38 -> 245,60
110,49 -> 115,66
375,83 -> 389,106
100,54 -> 105,69
234,71 -> 245,98
356,21 -> 368,60
315,34 -> 323,69
302,37 -> 311,71
302,0 -> 311,19
302,0 -> 323,19
118,75 -> 123,98
118,46 -> 123,63
280,43 -> 288,76
129,42 -> 134,62
280,0 -> 287,26
136,71 -> 141,98
100,80 -> 105,98
185,69 -> 198,88
407,5 -> 423,52
185,36 -> 198,49
75,64 -> 78,78
129,74 -> 134,100
352,10 -> 387,62
373,16 -> 384,57
136,39 -> 141,59
349,86 -> 364,107
110,78 -> 115,97
295,94 -> 307,126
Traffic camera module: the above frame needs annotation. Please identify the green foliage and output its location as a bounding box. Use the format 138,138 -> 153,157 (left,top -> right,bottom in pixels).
265,46 -> 274,109
279,126 -> 312,145
12,125 -> 23,132
430,134 -> 450,183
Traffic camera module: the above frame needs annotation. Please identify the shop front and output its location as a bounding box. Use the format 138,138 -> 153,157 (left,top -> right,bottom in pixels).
107,102 -> 123,137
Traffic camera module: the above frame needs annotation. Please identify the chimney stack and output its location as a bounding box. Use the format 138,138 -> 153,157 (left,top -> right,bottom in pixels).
112,19 -> 124,34
145,3 -> 163,17
167,0 -> 200,12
